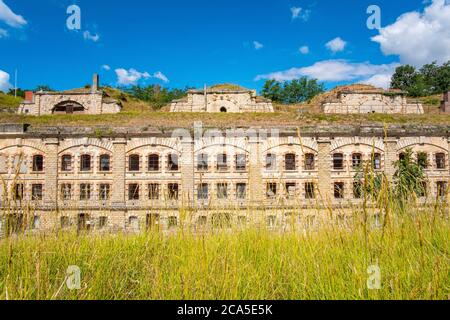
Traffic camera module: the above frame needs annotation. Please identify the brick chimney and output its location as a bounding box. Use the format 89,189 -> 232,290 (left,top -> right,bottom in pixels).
24,91 -> 34,102
92,74 -> 99,92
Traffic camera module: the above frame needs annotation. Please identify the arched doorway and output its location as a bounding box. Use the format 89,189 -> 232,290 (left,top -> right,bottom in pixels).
220,107 -> 227,113
52,101 -> 86,114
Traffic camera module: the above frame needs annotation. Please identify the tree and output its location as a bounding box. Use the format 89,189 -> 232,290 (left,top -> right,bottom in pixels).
261,80 -> 283,102
391,65 -> 419,92
126,85 -> 188,109
35,85 -> 54,92
7,88 -> 25,98
261,77 -> 325,104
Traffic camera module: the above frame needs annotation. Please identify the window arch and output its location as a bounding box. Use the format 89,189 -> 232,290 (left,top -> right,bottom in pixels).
80,154 -> 92,172
32,155 -> 44,172
129,154 -> 140,172
52,101 -> 86,114
148,154 -> 160,172
99,154 -> 111,172
61,154 -> 72,172
285,153 -> 297,171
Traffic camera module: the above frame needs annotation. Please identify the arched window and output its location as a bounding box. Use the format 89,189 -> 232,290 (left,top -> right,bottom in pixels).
61,155 -> 72,172
304,153 -> 315,170
148,154 -> 160,172
216,154 -> 228,171
436,153 -> 446,169
32,155 -> 44,172
80,155 -> 91,172
372,153 -> 382,170
99,155 -> 111,172
168,154 -> 179,171
266,154 -> 276,170
333,153 -> 344,170
220,107 -> 227,113
129,155 -> 140,172
285,153 -> 297,171
197,154 -> 208,171
352,153 -> 362,169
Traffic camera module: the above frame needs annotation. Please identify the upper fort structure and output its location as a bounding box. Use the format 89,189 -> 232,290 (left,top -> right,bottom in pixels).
17,74 -> 122,116
322,86 -> 424,114
170,84 -> 274,113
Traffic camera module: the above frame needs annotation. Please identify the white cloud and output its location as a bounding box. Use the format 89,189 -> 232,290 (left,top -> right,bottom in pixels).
102,65 -> 111,71
253,41 -> 264,50
116,68 -> 150,86
291,7 -> 310,21
0,27 -> 7,38
326,37 -> 347,53
361,73 -> 394,89
299,46 -> 309,54
0,0 -> 27,28
115,68 -> 169,86
153,71 -> 169,83
372,0 -> 450,66
255,59 -> 398,89
83,30 -> 100,42
0,69 -> 12,93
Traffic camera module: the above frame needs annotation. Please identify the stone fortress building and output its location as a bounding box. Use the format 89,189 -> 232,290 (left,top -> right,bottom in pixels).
170,84 -> 274,113
0,124 -> 448,233
322,87 -> 424,114
18,74 -> 122,116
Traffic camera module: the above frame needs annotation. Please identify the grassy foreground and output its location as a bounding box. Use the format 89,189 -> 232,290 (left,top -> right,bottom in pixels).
0,209 -> 448,300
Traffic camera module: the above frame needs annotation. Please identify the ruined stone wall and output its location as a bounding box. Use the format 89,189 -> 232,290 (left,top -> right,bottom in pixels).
0,125 -> 448,233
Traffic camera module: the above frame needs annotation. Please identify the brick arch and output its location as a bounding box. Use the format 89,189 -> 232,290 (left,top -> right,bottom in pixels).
195,137 -> 248,153
331,137 -> 384,153
195,143 -> 249,155
58,138 -> 113,154
397,137 -> 448,152
262,138 -> 318,153
126,138 -> 181,154
0,140 -> 47,154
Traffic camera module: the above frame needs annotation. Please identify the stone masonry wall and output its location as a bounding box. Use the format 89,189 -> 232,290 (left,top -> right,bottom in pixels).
0,125 -> 449,233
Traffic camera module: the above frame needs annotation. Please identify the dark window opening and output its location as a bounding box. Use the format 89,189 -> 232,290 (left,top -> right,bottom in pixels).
32,184 -> 43,200
305,153 -> 315,170
129,155 -> 140,172
80,155 -> 92,172
148,154 -> 160,172
197,154 -> 208,171
128,184 -> 140,200
99,155 -> 111,172
235,154 -> 247,171
334,182 -> 345,199
61,155 -> 72,172
33,155 -> 44,172
333,154 -> 344,170
168,154 -> 179,171
168,184 -> 179,200
285,154 -> 297,171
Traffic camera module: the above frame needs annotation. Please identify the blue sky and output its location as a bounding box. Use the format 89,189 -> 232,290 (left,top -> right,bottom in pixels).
1,0 -> 449,93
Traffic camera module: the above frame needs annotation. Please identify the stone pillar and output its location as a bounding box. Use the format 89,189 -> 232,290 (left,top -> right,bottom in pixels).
111,138 -> 127,207
44,138 -> 59,207
317,138 -> 332,204
180,139 -> 195,208
384,138 -> 398,183
248,139 -> 264,207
